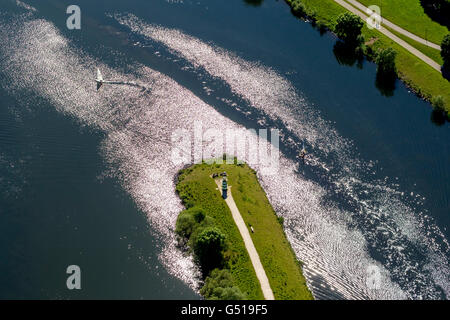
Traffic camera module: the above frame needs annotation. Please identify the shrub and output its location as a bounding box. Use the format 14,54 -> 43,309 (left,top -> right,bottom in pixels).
175,211 -> 197,238
200,269 -> 246,300
291,0 -> 306,17
193,208 -> 206,223
375,48 -> 397,74
316,20 -> 328,33
277,216 -> 285,226
194,227 -> 226,272
431,95 -> 445,111
334,13 -> 364,43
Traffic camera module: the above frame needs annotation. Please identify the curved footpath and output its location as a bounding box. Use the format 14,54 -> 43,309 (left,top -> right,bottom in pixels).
214,180 -> 275,300
345,0 -> 441,50
333,0 -> 442,73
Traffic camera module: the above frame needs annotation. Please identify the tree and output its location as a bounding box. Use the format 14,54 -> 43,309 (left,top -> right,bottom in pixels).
334,13 -> 364,43
441,34 -> 450,68
431,95 -> 445,111
192,208 -> 206,223
175,211 -> 196,239
194,228 -> 226,272
375,48 -> 397,75
291,0 -> 306,17
200,269 -> 246,300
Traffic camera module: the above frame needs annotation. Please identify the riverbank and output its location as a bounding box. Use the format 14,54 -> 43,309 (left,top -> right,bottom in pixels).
175,160 -> 313,300
285,0 -> 450,116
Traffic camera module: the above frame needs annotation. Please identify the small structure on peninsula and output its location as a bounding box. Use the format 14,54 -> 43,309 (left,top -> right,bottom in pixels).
222,177 -> 228,199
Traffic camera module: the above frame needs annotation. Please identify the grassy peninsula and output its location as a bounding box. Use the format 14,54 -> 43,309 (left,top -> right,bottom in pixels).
285,0 -> 450,116
175,160 -> 313,300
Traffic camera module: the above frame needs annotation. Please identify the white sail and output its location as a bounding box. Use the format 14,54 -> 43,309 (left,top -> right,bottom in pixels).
96,68 -> 103,82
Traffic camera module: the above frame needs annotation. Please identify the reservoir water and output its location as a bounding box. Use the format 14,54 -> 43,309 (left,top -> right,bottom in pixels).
0,0 -> 449,299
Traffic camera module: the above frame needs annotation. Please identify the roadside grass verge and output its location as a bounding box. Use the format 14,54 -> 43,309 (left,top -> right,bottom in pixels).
384,25 -> 444,65
177,161 -> 313,300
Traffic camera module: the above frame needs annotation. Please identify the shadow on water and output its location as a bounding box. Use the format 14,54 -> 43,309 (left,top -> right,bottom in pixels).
430,109 -> 447,126
333,40 -> 364,68
243,0 -> 264,7
332,41 -> 399,97
420,0 -> 450,29
375,71 -> 397,97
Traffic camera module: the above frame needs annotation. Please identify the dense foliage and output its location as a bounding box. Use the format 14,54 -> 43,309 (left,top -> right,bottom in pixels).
421,0 -> 450,14
290,0 -> 307,16
194,227 -> 227,273
200,269 -> 246,300
175,207 -> 212,242
432,95 -> 445,111
334,12 -> 364,43
375,48 -> 398,75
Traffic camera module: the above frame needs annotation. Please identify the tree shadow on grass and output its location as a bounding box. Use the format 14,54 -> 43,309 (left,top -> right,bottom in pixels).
420,0 -> 450,29
441,66 -> 450,82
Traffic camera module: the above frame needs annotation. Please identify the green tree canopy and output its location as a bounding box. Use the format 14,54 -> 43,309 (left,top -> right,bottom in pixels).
200,269 -> 246,300
194,227 -> 226,273
334,13 -> 364,43
431,95 -> 445,111
192,208 -> 206,223
175,211 -> 197,239
290,0 -> 306,16
376,48 -> 397,75
175,207 -> 213,243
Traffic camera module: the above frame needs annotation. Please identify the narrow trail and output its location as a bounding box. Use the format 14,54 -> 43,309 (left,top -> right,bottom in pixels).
214,180 -> 275,300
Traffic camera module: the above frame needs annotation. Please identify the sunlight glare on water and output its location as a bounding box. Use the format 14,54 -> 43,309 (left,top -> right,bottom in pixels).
0,2 -> 449,299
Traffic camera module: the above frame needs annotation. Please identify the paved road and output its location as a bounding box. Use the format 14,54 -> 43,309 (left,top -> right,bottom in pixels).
345,0 -> 441,50
333,0 -> 442,73
215,180 -> 275,300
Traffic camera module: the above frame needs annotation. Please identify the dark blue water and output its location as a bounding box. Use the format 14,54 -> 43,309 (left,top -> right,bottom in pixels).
0,0 -> 449,299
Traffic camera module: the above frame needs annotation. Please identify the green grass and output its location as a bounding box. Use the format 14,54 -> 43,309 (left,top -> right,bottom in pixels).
385,25 -> 444,65
285,0 -> 450,114
177,164 -> 264,299
363,25 -> 450,108
176,161 -> 313,300
357,0 -> 449,45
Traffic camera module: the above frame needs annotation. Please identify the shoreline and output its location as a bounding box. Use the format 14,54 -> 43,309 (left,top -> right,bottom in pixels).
175,160 -> 313,300
284,0 -> 450,117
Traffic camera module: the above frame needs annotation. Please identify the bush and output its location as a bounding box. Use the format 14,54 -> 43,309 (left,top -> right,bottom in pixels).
193,208 -> 206,223
375,48 -> 397,75
277,216 -> 285,226
291,0 -> 306,17
176,207 -> 213,243
441,34 -> 450,68
194,227 -> 226,272
334,13 -> 364,43
200,269 -> 246,300
431,95 -> 445,111
175,211 -> 197,239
